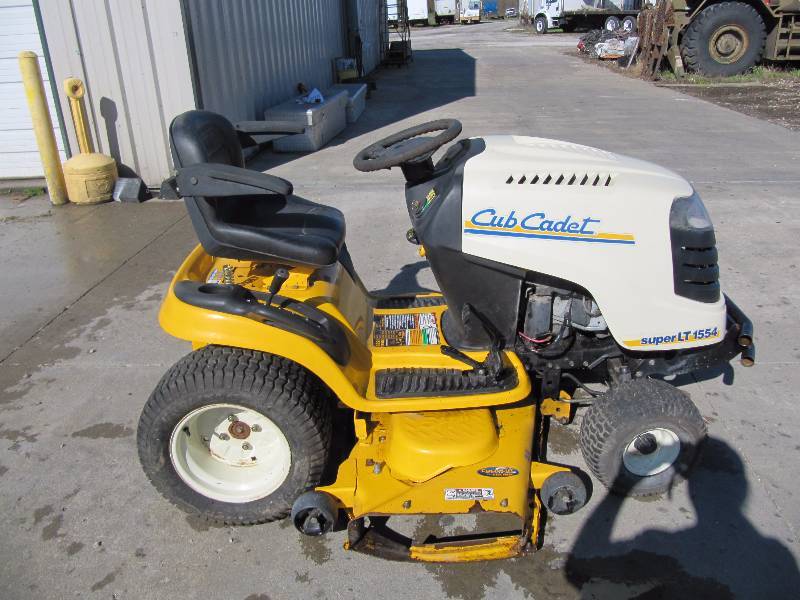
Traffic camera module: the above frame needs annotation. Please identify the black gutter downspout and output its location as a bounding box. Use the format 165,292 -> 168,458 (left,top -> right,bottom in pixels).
179,0 -> 204,110
32,0 -> 72,158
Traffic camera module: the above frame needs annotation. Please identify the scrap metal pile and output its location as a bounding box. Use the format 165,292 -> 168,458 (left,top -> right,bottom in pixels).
577,29 -> 639,62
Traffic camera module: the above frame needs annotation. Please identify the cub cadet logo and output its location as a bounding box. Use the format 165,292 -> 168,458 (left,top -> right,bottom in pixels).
626,327 -> 721,347
477,466 -> 519,478
464,209 -> 635,245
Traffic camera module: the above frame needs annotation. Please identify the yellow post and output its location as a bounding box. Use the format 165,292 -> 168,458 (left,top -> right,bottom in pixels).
18,51 -> 68,206
63,78 -> 93,154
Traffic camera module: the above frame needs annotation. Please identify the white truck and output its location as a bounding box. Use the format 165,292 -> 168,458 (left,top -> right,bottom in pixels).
460,0 -> 483,23
531,0 -> 642,34
407,0 -> 435,25
435,0 -> 457,23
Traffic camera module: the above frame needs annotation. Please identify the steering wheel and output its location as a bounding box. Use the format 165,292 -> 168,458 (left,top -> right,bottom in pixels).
353,119 -> 462,172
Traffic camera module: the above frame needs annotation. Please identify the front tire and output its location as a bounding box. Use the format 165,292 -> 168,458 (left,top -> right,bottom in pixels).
579,379 -> 706,497
138,346 -> 332,525
681,2 -> 766,77
535,15 -> 548,34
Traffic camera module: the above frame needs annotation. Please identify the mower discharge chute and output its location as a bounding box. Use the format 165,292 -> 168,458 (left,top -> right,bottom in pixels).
137,111 -> 754,562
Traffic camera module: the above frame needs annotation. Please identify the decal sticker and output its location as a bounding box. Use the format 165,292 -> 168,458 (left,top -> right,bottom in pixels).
463,208 -> 635,245
373,313 -> 439,347
445,488 -> 495,501
625,327 -> 720,347
206,268 -> 221,283
477,466 -> 519,478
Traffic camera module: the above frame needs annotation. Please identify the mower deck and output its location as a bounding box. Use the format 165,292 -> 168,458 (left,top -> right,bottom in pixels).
317,404 -> 571,562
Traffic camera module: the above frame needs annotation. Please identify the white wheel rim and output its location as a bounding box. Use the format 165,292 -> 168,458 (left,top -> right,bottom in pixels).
622,428 -> 680,477
169,403 -> 291,503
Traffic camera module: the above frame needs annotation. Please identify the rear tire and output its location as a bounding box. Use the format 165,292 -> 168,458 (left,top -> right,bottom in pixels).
604,16 -> 621,32
681,2 -> 766,77
535,15 -> 548,34
579,379 -> 706,497
621,15 -> 637,34
137,346 -> 332,525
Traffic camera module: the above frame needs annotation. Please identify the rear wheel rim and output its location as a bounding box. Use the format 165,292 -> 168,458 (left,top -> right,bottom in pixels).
169,403 -> 291,503
709,25 -> 749,64
622,428 -> 681,477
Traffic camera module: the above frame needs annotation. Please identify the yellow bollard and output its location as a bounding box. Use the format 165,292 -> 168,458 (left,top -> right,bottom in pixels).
63,78 -> 94,154
18,51 -> 68,206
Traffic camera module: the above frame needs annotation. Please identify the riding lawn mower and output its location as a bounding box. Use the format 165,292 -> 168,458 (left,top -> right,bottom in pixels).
137,112 -> 754,562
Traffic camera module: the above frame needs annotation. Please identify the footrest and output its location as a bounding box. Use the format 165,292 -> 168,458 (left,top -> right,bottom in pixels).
375,367 -> 518,399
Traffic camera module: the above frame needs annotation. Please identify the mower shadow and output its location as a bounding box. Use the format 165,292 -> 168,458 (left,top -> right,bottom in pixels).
249,48 -> 476,172
371,260 -> 436,296
564,437 -> 800,598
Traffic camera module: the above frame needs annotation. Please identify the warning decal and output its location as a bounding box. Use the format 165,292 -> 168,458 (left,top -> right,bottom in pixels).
444,488 -> 495,501
373,313 -> 439,347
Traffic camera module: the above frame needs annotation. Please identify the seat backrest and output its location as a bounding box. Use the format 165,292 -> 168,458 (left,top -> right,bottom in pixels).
169,110 -> 244,169
169,110 -> 246,258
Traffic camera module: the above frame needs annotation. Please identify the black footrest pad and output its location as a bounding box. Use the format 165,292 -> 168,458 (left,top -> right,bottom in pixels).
375,367 -> 517,399
375,296 -> 446,309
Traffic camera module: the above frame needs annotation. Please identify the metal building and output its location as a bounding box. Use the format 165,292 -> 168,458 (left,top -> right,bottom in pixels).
0,0 -> 67,180
2,0 -> 385,187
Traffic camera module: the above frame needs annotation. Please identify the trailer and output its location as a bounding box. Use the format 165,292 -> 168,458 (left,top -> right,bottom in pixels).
407,0 -> 435,25
435,0 -> 457,23
532,0 -> 644,34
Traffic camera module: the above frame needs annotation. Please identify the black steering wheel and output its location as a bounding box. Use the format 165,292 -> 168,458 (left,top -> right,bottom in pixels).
353,119 -> 463,172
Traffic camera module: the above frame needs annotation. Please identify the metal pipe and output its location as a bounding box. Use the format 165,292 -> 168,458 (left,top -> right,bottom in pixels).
18,51 -> 67,205
63,78 -> 93,154
725,294 -> 753,348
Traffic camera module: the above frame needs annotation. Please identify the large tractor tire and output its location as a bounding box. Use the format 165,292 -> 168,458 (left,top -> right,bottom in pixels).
580,379 -> 706,497
138,346 -> 332,525
681,2 -> 766,77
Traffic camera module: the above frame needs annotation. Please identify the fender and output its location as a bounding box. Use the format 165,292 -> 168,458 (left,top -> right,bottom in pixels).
158,245 -> 532,413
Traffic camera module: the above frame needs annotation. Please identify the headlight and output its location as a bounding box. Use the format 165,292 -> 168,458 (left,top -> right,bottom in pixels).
669,192 -> 720,303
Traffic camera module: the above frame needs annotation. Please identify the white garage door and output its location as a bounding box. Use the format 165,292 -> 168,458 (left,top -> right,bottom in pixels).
0,0 -> 66,180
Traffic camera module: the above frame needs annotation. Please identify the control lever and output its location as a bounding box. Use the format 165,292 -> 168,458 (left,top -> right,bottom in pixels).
267,267 -> 290,305
441,345 -> 486,374
440,304 -> 506,380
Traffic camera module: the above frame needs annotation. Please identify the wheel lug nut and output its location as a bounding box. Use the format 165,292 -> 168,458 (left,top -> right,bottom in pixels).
202,435 -> 210,443
251,424 -> 261,432
219,433 -> 230,441
242,442 -> 252,451
227,414 -> 238,422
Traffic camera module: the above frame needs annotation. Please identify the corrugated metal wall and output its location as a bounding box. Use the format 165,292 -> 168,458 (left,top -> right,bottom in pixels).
347,0 -> 387,75
38,0 -> 196,186
185,0 -> 348,122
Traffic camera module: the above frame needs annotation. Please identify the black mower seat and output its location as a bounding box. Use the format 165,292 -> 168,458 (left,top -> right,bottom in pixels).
169,110 -> 345,267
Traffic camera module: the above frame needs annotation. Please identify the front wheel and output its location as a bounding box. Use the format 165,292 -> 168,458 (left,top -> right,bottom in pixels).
535,15 -> 548,34
137,346 -> 332,525
579,379 -> 706,496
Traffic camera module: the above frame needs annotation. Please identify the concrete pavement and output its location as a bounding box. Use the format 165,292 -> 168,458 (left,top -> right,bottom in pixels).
1,20 -> 799,599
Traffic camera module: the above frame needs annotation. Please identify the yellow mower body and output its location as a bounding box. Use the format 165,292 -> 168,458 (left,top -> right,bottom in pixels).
159,245 -> 574,561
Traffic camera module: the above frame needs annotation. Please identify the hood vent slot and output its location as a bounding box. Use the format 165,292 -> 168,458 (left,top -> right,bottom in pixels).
506,173 -> 614,187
